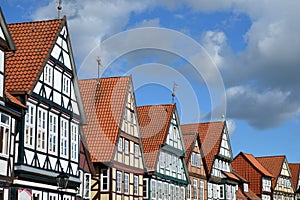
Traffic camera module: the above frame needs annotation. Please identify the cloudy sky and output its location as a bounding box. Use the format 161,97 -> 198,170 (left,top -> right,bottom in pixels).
1,0 -> 300,162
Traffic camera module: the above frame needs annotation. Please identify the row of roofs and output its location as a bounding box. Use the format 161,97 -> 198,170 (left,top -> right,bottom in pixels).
0,7 -> 299,200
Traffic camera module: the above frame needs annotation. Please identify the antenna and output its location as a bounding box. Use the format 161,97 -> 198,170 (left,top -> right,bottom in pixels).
97,57 -> 102,85
57,0 -> 62,19
172,83 -> 179,104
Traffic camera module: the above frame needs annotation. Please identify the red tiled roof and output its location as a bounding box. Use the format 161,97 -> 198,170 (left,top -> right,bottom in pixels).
79,77 -> 130,163
182,132 -> 197,163
288,163 -> 300,190
236,188 -> 247,200
181,121 -> 225,176
223,171 -> 240,182
244,189 -> 261,200
240,152 -> 273,177
137,104 -> 175,170
5,90 -> 25,108
256,155 -> 286,189
6,18 -> 64,93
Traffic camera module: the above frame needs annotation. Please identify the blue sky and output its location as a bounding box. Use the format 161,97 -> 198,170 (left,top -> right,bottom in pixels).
1,0 -> 300,162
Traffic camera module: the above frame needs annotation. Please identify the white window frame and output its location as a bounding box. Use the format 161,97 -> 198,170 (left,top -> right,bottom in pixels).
60,118 -> 68,158
101,169 -> 109,191
219,185 -> 224,199
124,139 -> 129,154
118,138 -> 123,152
25,103 -> 35,148
0,113 -> 10,156
134,175 -> 139,195
187,184 -> 191,200
151,180 -> 156,200
71,123 -> 78,161
143,178 -> 148,199
48,113 -> 58,154
32,190 -> 42,200
200,181 -> 204,200
44,64 -> 53,85
83,173 -> 91,199
62,75 -> 70,95
134,143 -> 139,157
193,179 -> 198,200
37,108 -> 47,152
116,171 -> 122,193
124,173 -> 129,194
49,193 -> 57,200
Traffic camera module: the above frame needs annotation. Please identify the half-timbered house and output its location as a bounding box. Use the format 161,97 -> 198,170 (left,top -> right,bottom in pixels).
0,7 -> 25,200
182,132 -> 207,200
137,104 -> 189,200
79,76 -> 145,200
256,156 -> 294,200
232,152 -> 274,200
5,17 -> 87,199
288,163 -> 300,200
181,121 -> 239,200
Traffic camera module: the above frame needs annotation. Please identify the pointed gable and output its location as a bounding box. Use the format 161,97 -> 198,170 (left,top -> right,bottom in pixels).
256,155 -> 287,189
6,18 -> 64,93
182,132 -> 197,163
79,77 -> 130,163
137,104 -> 175,170
181,121 -> 225,176
289,163 -> 300,190
234,152 -> 273,177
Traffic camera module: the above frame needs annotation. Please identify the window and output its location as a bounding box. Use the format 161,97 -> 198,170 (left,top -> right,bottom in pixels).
191,152 -> 195,166
124,139 -> 129,154
134,175 -> 139,195
124,173 -> 129,194
37,108 -> 47,151
32,191 -> 42,200
71,123 -> 78,160
60,118 -> 68,157
163,183 -> 168,199
134,143 -> 139,157
49,194 -> 57,200
143,179 -> 148,198
187,184 -> 191,200
25,103 -> 35,147
116,171 -> 122,193
44,64 -> 53,85
62,76 -> 69,94
49,113 -> 57,154
83,174 -> 91,198
193,180 -> 198,200
208,183 -> 212,198
196,154 -> 201,167
170,185 -> 174,200
101,169 -> 109,191
118,138 -> 122,152
151,180 -> 156,200
78,171 -> 83,196
219,185 -> 224,199
200,181 -> 204,200
244,183 -> 248,192
157,182 -> 162,199
0,113 -> 10,155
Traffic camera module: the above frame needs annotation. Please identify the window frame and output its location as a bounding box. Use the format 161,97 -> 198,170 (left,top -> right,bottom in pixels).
0,113 -> 10,156
124,173 -> 129,194
48,113 -> 58,154
25,103 -> 35,148
70,123 -> 78,161
60,118 -> 69,158
37,108 -> 47,152
83,173 -> 91,199
101,169 -> 109,191
134,175 -> 139,195
116,171 -> 122,193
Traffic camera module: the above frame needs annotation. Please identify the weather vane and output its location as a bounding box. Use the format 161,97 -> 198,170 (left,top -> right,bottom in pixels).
172,83 -> 179,104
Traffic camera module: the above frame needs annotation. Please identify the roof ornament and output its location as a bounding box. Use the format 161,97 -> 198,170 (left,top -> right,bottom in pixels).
57,0 -> 62,19
97,56 -> 102,85
172,83 -> 179,104
222,114 -> 225,121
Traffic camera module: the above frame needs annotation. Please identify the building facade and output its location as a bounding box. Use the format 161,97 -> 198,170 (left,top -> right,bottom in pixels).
181,121 -> 239,200
289,163 -> 300,200
182,132 -> 207,200
0,7 -> 25,200
257,156 -> 294,200
79,77 -> 145,200
137,104 -> 189,200
6,17 -> 88,199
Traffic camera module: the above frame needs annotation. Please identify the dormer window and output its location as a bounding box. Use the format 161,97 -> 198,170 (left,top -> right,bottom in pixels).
244,183 -> 248,192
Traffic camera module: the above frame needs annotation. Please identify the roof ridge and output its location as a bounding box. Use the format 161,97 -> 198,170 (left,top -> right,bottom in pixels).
8,17 -> 64,25
138,103 -> 174,108
79,76 -> 130,81
181,121 -> 224,126
256,155 -> 286,159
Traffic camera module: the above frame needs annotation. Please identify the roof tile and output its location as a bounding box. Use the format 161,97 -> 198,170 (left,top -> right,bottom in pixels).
6,18 -> 64,93
79,77 -> 130,163
289,163 -> 300,190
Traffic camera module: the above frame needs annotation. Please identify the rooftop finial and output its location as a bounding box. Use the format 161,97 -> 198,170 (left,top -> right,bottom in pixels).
97,57 -> 102,85
58,0 -> 62,19
172,83 -> 179,104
